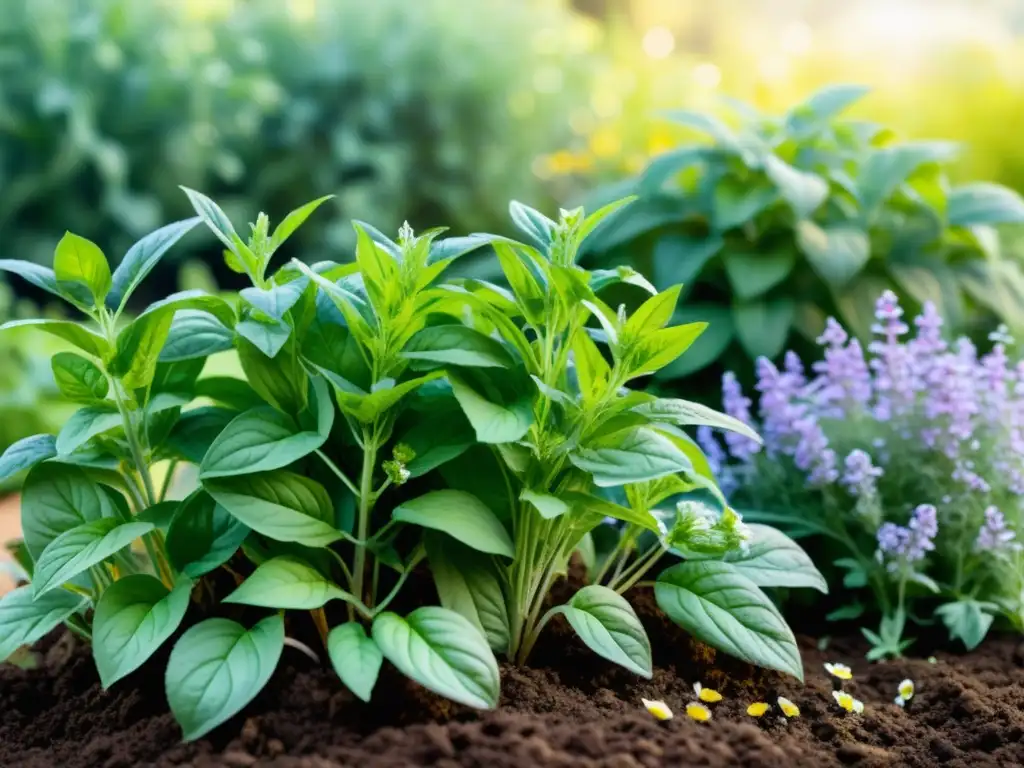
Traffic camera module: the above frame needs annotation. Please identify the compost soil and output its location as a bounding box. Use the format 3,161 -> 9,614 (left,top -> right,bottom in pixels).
2,583 -> 1023,768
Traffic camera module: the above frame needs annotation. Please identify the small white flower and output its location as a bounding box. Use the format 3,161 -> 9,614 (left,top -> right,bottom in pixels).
641,698 -> 673,721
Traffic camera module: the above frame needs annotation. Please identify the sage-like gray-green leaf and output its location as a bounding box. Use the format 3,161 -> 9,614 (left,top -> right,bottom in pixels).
551,585 -> 652,678
327,622 -> 383,702
166,614 -> 284,741
92,574 -> 192,687
372,607 -> 500,709
33,518 -> 155,596
655,560 -> 803,680
0,586 -> 88,662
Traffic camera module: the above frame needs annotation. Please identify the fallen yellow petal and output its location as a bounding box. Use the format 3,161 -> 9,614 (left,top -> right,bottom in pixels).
746,702 -> 770,717
832,691 -> 855,712
824,662 -> 853,680
686,702 -> 712,722
641,698 -> 673,721
777,696 -> 800,718
694,682 -> 723,703
898,678 -> 914,700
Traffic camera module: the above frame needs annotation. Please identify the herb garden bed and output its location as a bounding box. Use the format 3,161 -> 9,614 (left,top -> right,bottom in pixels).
2,580 -> 1021,768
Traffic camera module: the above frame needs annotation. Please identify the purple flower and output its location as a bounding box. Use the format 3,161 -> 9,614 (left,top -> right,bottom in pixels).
975,506 -> 1019,552
869,292 -> 916,420
876,504 -> 938,566
792,415 -> 838,487
721,373 -> 760,462
754,356 -> 806,456
877,522 -> 910,557
841,449 -> 882,499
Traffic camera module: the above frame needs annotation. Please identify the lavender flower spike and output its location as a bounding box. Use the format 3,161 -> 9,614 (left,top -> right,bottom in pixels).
975,506 -> 1019,553
721,373 -> 760,463
841,449 -> 882,499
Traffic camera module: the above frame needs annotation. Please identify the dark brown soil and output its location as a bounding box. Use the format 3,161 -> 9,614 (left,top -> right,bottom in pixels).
2,586 -> 1023,768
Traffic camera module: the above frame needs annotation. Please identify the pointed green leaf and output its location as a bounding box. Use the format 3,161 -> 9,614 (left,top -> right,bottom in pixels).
0,435 -> 57,485
93,574 -> 192,687
551,585 -> 651,677
55,404 -> 123,456
160,310 -> 234,362
520,489 -> 570,520
224,556 -> 348,610
200,406 -> 326,479
655,560 -> 803,680
107,218 -> 201,311
763,155 -> 828,218
372,607 -> 500,709
204,470 -> 341,547
166,615 -> 284,741
448,370 -> 532,444
692,524 -> 827,593
631,397 -> 761,444
570,427 -> 692,487
0,586 -> 88,662
166,492 -> 249,578
327,622 -> 382,702
51,352 -> 108,402
270,195 -> 334,253
20,463 -> 115,560
54,232 -> 111,304
33,518 -> 155,596
393,490 -> 513,558
0,319 -> 107,357
402,325 -> 513,369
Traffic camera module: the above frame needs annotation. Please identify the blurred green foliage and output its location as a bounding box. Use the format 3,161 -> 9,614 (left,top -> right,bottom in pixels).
0,0 -> 587,301
583,86 -> 1024,387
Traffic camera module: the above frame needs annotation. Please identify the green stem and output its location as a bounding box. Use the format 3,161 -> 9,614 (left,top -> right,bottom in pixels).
325,547 -> 355,590
352,428 -> 378,607
315,449 -> 361,498
612,542 -> 666,595
374,549 -> 425,615
593,528 -> 632,585
158,460 -> 178,503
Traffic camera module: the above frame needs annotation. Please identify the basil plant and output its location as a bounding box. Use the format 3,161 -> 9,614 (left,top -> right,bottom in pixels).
0,190 -> 814,743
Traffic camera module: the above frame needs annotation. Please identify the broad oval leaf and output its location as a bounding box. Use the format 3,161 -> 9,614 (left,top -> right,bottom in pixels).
552,585 -> 652,678
327,622 -> 383,702
403,325 -> 514,369
107,217 -> 201,311
93,574 -> 192,687
0,586 -> 88,662
424,532 -> 510,654
372,607 -> 500,709
520,489 -> 570,520
240,280 -> 307,322
763,155 -> 828,219
204,470 -> 341,547
721,250 -> 796,301
55,404 -> 123,456
569,427 -> 692,487
33,518 -> 155,596
200,406 -> 326,479
54,231 -> 111,305
0,435 -> 56,485
166,615 -> 284,741
947,183 -> 1024,227
796,221 -> 870,288
655,560 -> 803,680
166,492 -> 249,578
164,407 -> 240,464
20,463 -> 115,560
224,556 -> 347,610
393,490 -> 513,558
732,298 -> 795,360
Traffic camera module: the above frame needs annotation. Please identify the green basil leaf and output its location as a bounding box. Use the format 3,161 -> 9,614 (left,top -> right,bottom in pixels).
200,406 -> 326,479
708,524 -> 827,593
625,322 -> 706,379
448,369 -> 532,444
160,310 -> 234,362
20,463 -> 115,560
402,325 -> 514,369
947,183 -> 1024,227
33,518 -> 155,596
0,260 -> 74,303
325,370 -> 442,424
240,280 -> 307,322
111,310 -> 175,390
224,555 -> 349,610
107,217 -> 201,311
166,614 -> 284,741
238,336 -> 309,415
520,489 -> 570,520
509,200 -> 555,249
372,607 -> 500,709
570,427 -> 692,487
181,187 -> 240,253
93,574 -> 192,687
54,231 -> 111,305
327,622 -> 383,703
397,407 -> 475,478
0,319 -> 108,357
0,586 -> 88,662
424,532 -> 510,654
51,352 -> 108,402
55,403 -> 123,456
631,397 -> 762,445
560,491 -> 661,533
236,315 -> 292,358
551,585 -> 652,678
655,560 -> 803,680
270,195 -> 335,252
0,435 -> 57,485
166,492 -> 249,577
393,490 -> 513,558
204,470 -> 341,547
164,407 -> 239,464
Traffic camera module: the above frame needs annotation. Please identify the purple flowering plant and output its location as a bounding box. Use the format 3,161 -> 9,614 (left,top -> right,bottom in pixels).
701,291 -> 1024,658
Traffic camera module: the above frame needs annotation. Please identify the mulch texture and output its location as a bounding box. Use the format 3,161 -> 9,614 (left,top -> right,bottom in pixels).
2,585 -> 1023,768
